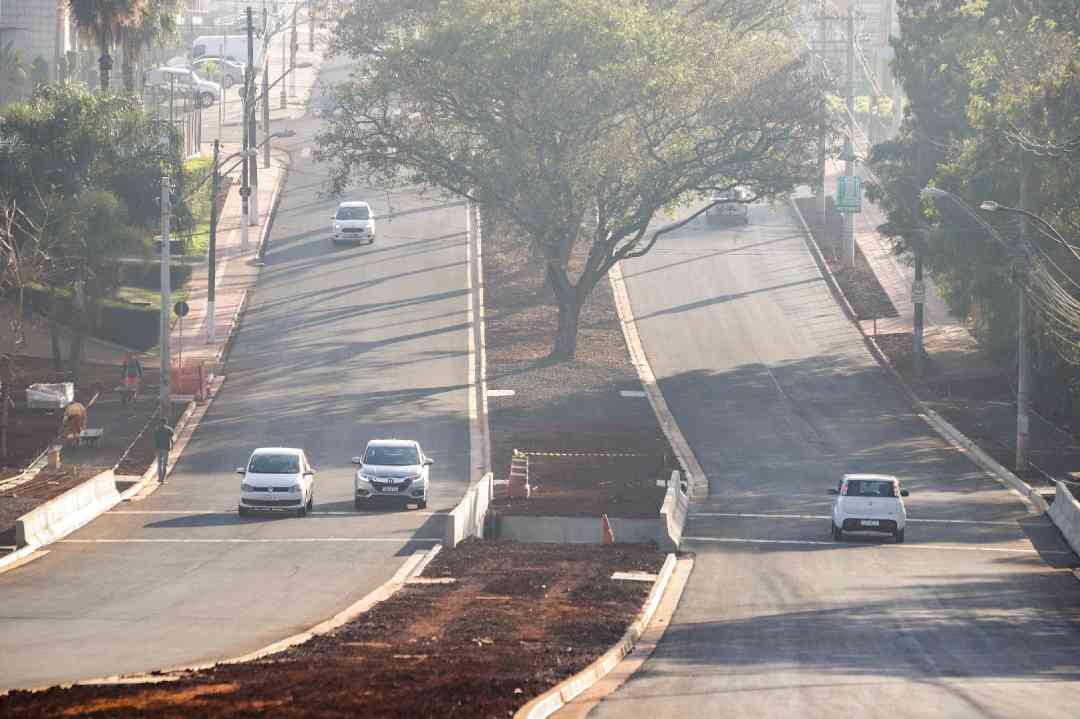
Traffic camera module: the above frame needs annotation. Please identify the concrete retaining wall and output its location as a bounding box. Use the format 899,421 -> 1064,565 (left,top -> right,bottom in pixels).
496,514 -> 675,550
15,468 -> 120,548
1049,482 -> 1080,557
445,472 -> 493,548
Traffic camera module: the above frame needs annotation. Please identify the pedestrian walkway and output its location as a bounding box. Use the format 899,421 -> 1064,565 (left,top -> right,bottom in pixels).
825,160 -> 1000,379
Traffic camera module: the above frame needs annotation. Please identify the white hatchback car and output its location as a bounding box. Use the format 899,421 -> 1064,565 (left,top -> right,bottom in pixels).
237,447 -> 315,517
830,473 -> 909,542
352,439 -> 433,510
331,201 -> 375,244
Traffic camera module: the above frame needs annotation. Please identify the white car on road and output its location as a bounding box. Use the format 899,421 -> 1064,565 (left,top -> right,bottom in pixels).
146,65 -> 223,107
830,473 -> 908,542
237,447 -> 315,517
353,439 -> 433,510
331,201 -> 376,244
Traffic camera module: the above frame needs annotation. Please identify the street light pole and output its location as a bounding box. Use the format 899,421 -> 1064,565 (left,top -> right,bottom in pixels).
207,140 -> 220,343
912,229 -> 927,379
159,176 -> 172,422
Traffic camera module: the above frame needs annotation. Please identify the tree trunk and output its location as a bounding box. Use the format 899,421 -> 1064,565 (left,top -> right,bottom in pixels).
546,263 -> 582,361
48,292 -> 63,370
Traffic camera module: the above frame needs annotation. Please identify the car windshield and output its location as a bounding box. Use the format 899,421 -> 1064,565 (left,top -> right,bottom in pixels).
364,446 -> 419,466
248,454 -> 300,474
336,206 -> 370,220
843,480 -> 897,497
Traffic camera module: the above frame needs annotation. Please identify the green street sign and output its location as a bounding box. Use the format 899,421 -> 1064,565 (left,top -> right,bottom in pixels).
836,175 -> 862,213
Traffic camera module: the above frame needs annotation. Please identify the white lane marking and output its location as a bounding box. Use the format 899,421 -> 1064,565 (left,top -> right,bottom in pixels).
108,510 -> 443,517
683,536 -> 1067,554
694,512 -> 1030,526
60,537 -> 441,544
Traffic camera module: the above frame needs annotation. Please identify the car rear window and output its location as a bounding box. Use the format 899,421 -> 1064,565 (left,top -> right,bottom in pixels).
249,454 -> 300,474
336,205 -> 370,220
364,446 -> 419,466
843,480 -> 897,497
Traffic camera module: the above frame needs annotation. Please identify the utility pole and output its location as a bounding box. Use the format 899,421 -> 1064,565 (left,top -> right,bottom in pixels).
263,7 -> 272,170
242,6 -> 254,246
1016,149 -> 1031,469
912,229 -> 927,379
280,27 -> 288,109
841,5 -> 856,268
208,140 -> 220,343
290,11 -> 298,97
309,0 -> 315,52
159,176 -> 172,422
818,1 -> 829,219
247,6 -> 259,226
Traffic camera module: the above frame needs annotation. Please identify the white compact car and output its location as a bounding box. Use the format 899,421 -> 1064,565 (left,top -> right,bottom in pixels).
237,447 -> 315,517
353,439 -> 433,509
830,473 -> 909,542
331,201 -> 375,244
146,65 -> 223,107
705,187 -> 751,225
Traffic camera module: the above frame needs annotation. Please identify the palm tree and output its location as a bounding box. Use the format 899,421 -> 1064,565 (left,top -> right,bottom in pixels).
68,0 -> 143,91
120,0 -> 178,92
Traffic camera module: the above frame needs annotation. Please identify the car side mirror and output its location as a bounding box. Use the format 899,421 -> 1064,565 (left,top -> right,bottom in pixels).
424,458 -> 434,466
236,467 -> 245,475
828,488 -> 838,495
900,489 -> 909,497
351,456 -> 362,465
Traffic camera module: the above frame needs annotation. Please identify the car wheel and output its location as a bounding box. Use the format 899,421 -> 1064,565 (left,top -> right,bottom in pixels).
354,498 -> 364,511
297,502 -> 307,517
832,523 -> 842,541
417,499 -> 427,510
307,492 -> 314,512
238,506 -> 248,518
895,528 -> 905,543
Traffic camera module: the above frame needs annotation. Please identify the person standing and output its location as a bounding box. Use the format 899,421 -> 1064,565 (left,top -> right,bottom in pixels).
154,417 -> 174,484
120,353 -> 144,406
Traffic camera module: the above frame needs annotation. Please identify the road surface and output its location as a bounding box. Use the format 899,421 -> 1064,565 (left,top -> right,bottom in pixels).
589,201 -> 1080,717
0,57 -> 475,690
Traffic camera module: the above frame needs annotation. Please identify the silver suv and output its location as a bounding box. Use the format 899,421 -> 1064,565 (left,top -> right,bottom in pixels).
352,439 -> 433,510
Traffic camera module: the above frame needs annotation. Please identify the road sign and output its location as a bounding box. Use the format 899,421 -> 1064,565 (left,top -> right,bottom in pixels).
911,281 -> 926,303
173,300 -> 190,318
836,175 -> 862,213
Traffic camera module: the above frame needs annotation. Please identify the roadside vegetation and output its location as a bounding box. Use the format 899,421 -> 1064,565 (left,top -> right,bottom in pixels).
317,0 -> 833,359
868,0 -> 1080,429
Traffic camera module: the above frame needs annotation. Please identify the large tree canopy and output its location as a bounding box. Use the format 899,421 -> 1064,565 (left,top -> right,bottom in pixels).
318,0 -> 830,358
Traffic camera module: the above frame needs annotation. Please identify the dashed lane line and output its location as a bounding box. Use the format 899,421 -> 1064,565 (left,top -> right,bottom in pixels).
683,536 -> 1067,554
694,511 -> 1034,526
59,537 -> 442,544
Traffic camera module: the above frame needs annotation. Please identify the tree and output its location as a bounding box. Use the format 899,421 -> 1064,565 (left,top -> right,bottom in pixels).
869,0 -> 1080,416
0,42 -> 28,105
69,0 -> 145,91
120,0 -> 180,92
318,0 -> 830,359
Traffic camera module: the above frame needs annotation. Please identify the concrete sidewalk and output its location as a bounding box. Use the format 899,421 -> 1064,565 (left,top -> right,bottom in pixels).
825,160 -> 1000,379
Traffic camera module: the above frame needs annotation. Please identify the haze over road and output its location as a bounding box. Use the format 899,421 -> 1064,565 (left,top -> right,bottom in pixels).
0,57 -> 475,690
590,201 -> 1080,717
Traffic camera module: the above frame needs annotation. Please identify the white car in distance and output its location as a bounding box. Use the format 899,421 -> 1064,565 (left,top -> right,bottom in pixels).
353,439 -> 433,510
830,473 -> 909,542
331,201 -> 375,245
237,447 -> 315,518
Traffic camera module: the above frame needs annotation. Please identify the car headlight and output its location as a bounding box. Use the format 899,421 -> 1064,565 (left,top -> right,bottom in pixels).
290,483 -> 302,493
334,222 -> 342,230
241,482 -> 254,492
358,472 -> 376,482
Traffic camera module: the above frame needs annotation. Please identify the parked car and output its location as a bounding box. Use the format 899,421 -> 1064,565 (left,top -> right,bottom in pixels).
830,473 -> 909,542
352,439 -> 434,509
705,187 -> 751,225
191,34 -> 257,64
146,66 -> 222,108
190,56 -> 246,89
331,201 -> 376,244
237,447 -> 316,517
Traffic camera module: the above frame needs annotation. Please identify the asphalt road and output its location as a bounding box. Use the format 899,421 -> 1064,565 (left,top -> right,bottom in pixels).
0,57 -> 474,690
590,201 -> 1080,717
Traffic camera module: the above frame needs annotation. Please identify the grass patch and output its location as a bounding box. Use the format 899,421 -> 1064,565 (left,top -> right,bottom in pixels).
111,285 -> 189,310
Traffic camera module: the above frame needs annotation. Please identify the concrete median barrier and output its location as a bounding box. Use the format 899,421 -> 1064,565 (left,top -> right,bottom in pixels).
1049,481 -> 1080,557
15,468 -> 120,548
445,472 -> 494,547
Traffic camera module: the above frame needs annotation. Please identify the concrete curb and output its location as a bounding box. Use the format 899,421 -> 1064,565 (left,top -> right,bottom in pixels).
52,545 -> 443,691
0,544 -> 46,574
609,262 -> 708,503
787,197 -> 1048,516
1048,482 -> 1080,556
514,553 -> 679,719
256,152 -> 290,260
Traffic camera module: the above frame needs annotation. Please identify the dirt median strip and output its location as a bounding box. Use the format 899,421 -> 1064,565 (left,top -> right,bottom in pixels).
0,541 -> 665,718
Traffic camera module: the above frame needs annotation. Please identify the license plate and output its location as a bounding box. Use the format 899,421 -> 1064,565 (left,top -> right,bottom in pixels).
862,520 -> 879,527
382,486 -> 400,493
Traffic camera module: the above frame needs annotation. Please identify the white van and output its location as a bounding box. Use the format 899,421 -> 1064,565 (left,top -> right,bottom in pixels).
191,35 -> 257,64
